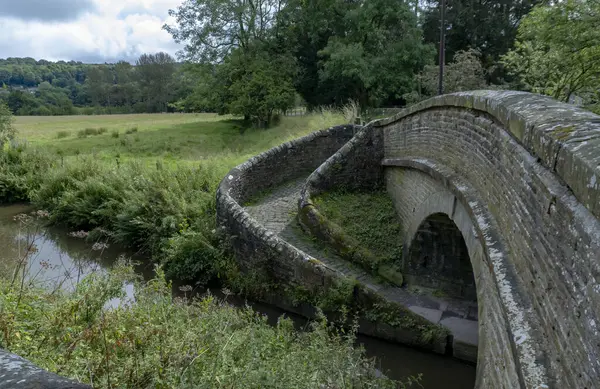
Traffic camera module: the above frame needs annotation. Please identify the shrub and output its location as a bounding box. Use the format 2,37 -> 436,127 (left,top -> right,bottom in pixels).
111,130 -> 119,138
0,145 -> 54,203
31,158 -> 222,264
0,264 -> 399,389
125,126 -> 138,134
0,101 -> 16,146
78,128 -> 106,138
56,130 -> 71,139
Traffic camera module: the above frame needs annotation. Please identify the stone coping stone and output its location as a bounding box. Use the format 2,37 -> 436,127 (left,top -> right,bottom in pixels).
373,90 -> 600,219
0,349 -> 90,389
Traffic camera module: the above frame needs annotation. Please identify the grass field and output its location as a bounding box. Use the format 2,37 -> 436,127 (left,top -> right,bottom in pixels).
14,112 -> 344,175
14,113 -> 224,141
4,110 -> 347,278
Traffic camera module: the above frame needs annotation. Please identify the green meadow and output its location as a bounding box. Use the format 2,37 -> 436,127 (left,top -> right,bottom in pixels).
14,112 -> 344,173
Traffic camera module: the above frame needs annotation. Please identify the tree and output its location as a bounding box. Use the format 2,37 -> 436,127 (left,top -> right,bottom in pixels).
275,0 -> 351,108
169,63 -> 224,113
226,48 -> 296,126
164,0 -> 296,124
35,82 -> 75,115
502,0 -> 600,102
164,0 -> 284,62
405,49 -> 488,103
112,61 -> 138,108
421,0 -> 541,83
136,52 -> 176,112
7,90 -> 39,115
0,101 -> 16,146
317,0 -> 434,107
85,66 -> 113,106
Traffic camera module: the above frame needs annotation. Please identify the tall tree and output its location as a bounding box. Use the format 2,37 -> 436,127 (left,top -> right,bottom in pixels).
421,0 -> 541,82
276,0 -> 351,108
317,0 -> 434,107
502,0 -> 600,102
136,52 -> 176,112
226,47 -> 296,126
164,0 -> 285,62
164,0 -> 296,124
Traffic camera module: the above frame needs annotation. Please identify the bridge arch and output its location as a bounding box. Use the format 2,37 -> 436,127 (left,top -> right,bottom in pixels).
385,158 -> 528,388
404,208 -> 477,302
374,91 -> 600,389
217,90 -> 600,389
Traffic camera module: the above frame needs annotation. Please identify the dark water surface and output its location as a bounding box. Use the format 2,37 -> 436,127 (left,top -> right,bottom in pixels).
0,204 -> 476,388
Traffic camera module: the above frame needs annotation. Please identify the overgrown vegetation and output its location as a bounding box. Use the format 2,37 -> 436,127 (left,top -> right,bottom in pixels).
0,260 -> 408,388
1,110 -> 345,283
0,101 -> 15,145
314,190 -> 404,266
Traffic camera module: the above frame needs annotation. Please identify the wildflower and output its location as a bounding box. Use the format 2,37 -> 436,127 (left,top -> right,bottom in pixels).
92,242 -> 110,251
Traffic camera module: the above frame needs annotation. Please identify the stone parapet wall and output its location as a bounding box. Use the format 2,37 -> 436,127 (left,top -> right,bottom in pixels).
216,124 -> 450,354
375,90 -> 600,219
217,125 -> 358,284
0,349 -> 91,389
220,125 -> 359,205
377,91 -> 600,389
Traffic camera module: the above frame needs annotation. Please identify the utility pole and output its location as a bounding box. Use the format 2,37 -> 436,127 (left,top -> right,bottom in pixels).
438,0 -> 446,95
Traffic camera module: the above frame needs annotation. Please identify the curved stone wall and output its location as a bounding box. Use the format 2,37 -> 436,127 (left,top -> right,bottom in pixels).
217,124 -> 450,354
217,125 -> 358,285
376,91 -> 600,389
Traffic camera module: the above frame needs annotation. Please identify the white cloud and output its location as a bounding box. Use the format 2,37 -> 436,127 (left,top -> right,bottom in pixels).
0,0 -> 183,63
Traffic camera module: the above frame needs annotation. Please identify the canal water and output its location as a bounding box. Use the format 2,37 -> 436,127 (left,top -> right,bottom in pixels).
0,205 -> 476,388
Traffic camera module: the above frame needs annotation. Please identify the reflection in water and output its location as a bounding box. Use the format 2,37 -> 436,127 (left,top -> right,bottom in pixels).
0,204 -> 153,303
1,204 -> 476,389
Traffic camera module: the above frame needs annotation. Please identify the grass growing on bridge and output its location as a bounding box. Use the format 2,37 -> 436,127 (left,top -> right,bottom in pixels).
314,190 -> 404,268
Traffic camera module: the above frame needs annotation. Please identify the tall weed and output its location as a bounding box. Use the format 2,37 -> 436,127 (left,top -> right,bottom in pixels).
0,264 -> 402,388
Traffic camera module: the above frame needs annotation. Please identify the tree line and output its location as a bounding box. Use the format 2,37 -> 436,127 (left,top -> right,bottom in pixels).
1,0 -> 598,121
0,54 -> 185,115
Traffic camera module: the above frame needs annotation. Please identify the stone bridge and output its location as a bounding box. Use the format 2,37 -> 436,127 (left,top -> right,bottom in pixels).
217,91 -> 600,389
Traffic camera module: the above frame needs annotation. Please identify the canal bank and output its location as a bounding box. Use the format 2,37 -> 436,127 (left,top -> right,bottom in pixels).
0,204 -> 475,388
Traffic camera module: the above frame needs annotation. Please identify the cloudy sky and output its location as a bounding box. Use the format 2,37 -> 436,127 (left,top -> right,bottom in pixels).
0,0 -> 183,63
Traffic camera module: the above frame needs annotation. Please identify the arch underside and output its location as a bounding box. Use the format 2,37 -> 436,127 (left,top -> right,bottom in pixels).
384,162 -> 526,389
405,212 -> 477,301
380,104 -> 600,389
